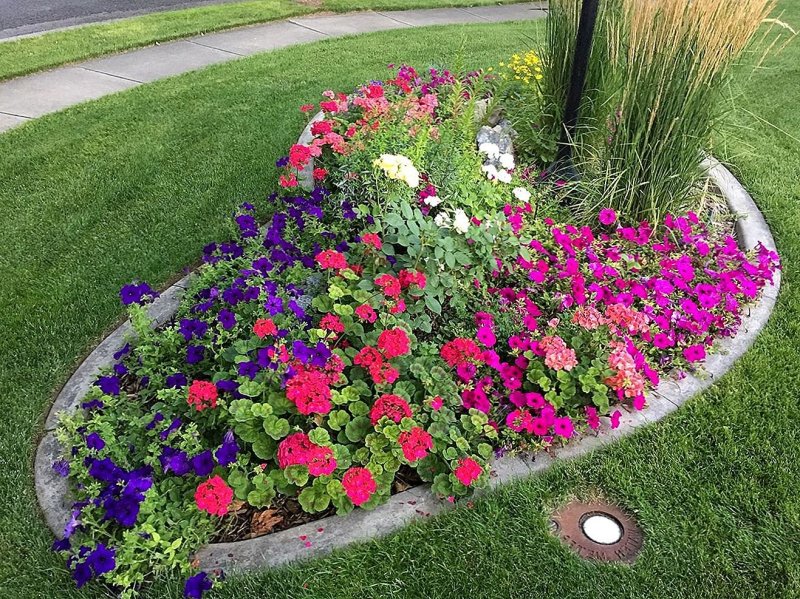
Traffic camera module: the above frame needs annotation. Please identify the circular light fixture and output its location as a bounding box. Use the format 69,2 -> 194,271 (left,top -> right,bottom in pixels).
581,513 -> 623,545
550,501 -> 643,563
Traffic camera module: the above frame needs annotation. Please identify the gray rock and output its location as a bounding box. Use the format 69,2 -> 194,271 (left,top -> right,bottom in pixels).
476,119 -> 517,160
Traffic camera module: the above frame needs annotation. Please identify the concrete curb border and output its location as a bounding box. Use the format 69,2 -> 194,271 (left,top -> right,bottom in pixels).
35,157 -> 780,571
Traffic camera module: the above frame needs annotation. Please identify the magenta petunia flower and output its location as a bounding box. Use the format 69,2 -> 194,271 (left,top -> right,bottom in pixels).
683,344 -> 706,362
599,208 -> 617,226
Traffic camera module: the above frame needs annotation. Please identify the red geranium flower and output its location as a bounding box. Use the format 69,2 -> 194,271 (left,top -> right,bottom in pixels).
253,318 -> 277,338
375,274 -> 401,297
454,457 -> 482,487
398,269 -> 426,289
342,467 -> 377,506
370,393 -> 412,425
285,369 -> 332,415
310,120 -> 333,136
288,144 -> 312,169
361,233 -> 382,250
355,303 -> 377,323
187,380 -> 218,411
398,427 -> 433,462
319,313 -> 345,333
315,249 -> 347,270
195,475 -> 234,516
440,338 -> 482,367
377,328 -> 410,359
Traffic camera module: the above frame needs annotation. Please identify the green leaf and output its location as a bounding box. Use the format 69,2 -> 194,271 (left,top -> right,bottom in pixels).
263,415 -> 290,440
252,437 -> 276,460
345,416 -> 372,443
238,381 -> 265,398
424,294 -> 442,314
308,428 -> 331,446
284,465 -> 309,487
385,212 -> 405,228
298,487 -> 319,513
348,400 -> 370,417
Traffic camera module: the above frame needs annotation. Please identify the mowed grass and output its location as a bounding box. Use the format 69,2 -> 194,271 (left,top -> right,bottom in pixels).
0,0 -> 531,82
1,8 -> 800,599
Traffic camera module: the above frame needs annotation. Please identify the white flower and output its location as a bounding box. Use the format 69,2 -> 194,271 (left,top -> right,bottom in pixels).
478,142 -> 500,159
434,213 -> 452,228
513,187 -> 531,202
453,209 -> 470,234
496,169 -> 512,184
373,154 -> 419,188
424,195 -> 443,207
499,153 -> 515,170
401,166 -> 420,188
482,163 -> 499,181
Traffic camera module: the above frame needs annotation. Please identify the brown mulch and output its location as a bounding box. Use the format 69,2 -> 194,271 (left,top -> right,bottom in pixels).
211,466 -> 423,543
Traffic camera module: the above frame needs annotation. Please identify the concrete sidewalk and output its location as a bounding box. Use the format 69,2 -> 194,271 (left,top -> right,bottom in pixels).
0,4 -> 546,134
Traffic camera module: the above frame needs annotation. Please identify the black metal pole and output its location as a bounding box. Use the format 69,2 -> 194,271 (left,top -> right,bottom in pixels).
550,0 -> 600,181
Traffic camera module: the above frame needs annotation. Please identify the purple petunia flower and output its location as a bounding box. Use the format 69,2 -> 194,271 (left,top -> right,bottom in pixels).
87,543 -> 116,575
113,343 -> 131,361
119,282 -> 157,306
218,309 -> 236,330
85,432 -> 105,451
95,375 -> 120,396
184,571 -> 213,598
113,362 -> 128,376
166,372 -> 188,389
214,431 -> 239,467
72,560 -> 93,587
191,450 -> 215,477
88,457 -> 123,483
52,459 -> 70,477
179,319 -> 209,342
186,345 -> 205,364
159,418 -> 182,441
237,361 -> 259,380
103,494 -> 141,528
81,398 -> 105,411
160,447 -> 190,476
146,412 -> 165,430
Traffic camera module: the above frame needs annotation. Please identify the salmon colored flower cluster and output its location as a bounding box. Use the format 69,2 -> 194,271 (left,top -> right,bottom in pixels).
538,335 -> 578,371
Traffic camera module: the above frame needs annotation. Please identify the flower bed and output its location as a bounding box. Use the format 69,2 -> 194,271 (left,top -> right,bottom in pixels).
43,62 -> 779,598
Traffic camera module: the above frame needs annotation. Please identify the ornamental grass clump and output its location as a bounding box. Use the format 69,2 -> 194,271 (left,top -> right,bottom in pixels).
591,0 -> 779,224
538,0 -> 787,225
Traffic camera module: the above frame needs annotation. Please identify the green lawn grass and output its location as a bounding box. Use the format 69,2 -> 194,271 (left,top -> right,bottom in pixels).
0,0 -> 530,82
1,8 -> 799,599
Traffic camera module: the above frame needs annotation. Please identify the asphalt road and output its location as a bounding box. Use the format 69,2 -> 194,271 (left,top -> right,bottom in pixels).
0,0 -> 248,39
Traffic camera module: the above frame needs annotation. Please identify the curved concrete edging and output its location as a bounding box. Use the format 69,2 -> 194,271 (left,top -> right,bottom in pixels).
35,156 -> 781,571
0,3 -> 547,133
